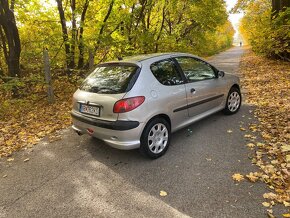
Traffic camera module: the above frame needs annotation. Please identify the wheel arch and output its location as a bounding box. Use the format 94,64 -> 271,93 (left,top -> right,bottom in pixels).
231,84 -> 240,92
142,113 -> 172,132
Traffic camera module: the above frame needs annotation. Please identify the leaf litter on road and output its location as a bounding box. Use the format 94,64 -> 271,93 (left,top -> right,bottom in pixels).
239,51 -> 290,213
0,78 -> 76,158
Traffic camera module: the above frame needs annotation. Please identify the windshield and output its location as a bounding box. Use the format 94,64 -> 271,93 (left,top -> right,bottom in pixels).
80,64 -> 139,94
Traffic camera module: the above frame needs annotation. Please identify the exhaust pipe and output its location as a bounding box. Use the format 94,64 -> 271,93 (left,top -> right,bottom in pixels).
76,131 -> 83,136
72,126 -> 84,136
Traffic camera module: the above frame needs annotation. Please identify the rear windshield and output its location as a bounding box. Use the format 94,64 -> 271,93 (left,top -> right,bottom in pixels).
80,64 -> 139,94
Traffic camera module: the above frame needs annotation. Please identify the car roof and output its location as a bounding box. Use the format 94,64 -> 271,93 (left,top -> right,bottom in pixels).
101,52 -> 202,66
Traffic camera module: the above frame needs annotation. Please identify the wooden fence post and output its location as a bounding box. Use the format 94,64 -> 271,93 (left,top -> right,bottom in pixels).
43,48 -> 55,104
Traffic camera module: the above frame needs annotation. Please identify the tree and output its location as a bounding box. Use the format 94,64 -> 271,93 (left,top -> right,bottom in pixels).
55,0 -> 73,70
238,0 -> 290,59
272,0 -> 290,16
0,0 -> 21,77
77,0 -> 90,68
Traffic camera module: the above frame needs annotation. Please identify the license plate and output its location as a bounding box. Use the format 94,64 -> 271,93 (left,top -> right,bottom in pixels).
80,104 -> 100,116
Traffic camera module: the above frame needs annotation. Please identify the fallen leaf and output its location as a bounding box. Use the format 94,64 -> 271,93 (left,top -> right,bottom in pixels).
240,127 -> 246,131
283,201 -> 290,207
262,202 -> 270,207
227,129 -> 233,133
160,190 -> 167,197
283,214 -> 290,218
246,172 -> 259,182
246,143 -> 255,148
263,193 -> 277,200
23,158 -> 30,162
267,209 -> 274,218
232,173 -> 244,182
286,155 -> 290,163
281,144 -> 290,152
3,175 -> 7,178
7,158 -> 14,162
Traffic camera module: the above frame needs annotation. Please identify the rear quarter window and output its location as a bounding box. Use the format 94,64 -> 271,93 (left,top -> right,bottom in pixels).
80,64 -> 139,94
150,59 -> 183,86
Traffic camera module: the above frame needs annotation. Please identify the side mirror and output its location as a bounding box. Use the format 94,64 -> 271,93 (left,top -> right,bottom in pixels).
218,71 -> 225,78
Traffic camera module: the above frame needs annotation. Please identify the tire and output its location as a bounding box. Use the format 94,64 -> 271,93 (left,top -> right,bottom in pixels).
139,118 -> 171,159
223,87 -> 242,115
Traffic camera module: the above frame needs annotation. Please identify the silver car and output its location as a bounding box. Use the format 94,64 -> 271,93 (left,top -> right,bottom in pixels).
71,53 -> 241,158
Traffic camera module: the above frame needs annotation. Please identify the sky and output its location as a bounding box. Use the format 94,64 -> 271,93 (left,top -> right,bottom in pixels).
225,0 -> 244,41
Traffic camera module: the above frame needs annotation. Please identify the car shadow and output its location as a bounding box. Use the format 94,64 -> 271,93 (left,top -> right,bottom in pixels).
82,105 -> 268,217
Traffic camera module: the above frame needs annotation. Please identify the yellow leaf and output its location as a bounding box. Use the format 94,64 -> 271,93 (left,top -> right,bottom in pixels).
281,144 -> 290,152
232,173 -> 244,182
283,214 -> 290,218
270,160 -> 278,165
267,209 -> 274,218
1,128 -> 8,133
7,158 -> 14,162
246,172 -> 259,182
23,158 -> 30,162
160,190 -> 167,197
263,193 -> 277,200
246,143 -> 255,148
283,201 -> 290,207
286,155 -> 290,163
257,142 -> 264,147
262,202 -> 270,207
240,127 -> 246,131
5,140 -> 14,146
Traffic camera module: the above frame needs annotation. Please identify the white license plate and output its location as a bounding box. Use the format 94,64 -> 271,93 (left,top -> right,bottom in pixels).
80,104 -> 100,116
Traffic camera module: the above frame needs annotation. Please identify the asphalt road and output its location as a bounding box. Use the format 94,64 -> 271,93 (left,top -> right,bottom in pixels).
0,47 -> 271,217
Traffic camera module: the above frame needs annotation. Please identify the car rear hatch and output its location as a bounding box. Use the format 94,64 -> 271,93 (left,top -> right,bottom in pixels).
72,62 -> 141,122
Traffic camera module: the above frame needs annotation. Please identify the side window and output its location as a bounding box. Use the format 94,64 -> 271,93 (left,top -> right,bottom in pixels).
175,57 -> 216,82
150,59 -> 183,86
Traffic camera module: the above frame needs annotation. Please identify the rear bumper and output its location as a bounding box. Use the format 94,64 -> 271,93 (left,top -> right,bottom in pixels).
71,112 -> 144,150
71,111 -> 139,130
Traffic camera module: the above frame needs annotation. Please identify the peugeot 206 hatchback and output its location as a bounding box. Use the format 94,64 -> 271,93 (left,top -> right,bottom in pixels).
71,53 -> 241,158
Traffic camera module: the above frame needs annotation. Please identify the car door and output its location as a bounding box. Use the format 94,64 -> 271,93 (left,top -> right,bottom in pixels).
174,56 -> 225,117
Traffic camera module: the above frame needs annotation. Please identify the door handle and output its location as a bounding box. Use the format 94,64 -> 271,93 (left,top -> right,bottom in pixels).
190,88 -> 196,93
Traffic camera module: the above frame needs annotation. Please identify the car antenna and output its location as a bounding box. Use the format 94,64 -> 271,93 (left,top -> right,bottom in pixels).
117,56 -> 123,61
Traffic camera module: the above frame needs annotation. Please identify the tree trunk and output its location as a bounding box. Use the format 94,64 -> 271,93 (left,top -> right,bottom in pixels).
0,26 -> 8,64
70,0 -> 76,69
0,0 -> 21,78
155,4 -> 166,52
94,0 -> 115,54
55,0 -> 71,70
77,0 -> 89,69
272,0 -> 290,16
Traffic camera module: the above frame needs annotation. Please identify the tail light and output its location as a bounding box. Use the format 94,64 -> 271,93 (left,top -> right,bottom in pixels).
113,96 -> 145,113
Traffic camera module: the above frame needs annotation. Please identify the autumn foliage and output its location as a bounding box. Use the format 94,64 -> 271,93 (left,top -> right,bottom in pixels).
238,0 -> 290,60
